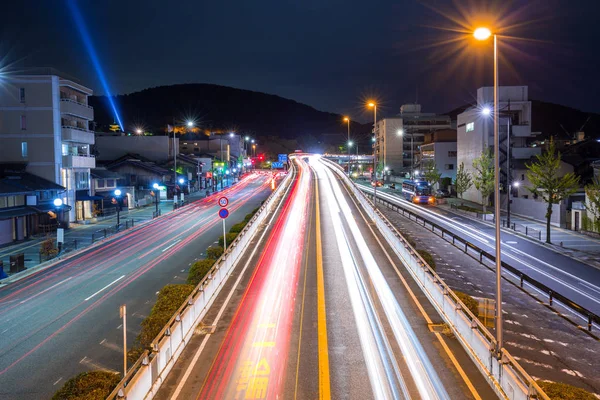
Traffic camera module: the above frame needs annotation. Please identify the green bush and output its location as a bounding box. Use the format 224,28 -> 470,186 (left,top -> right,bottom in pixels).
52,371 -> 121,400
229,222 -> 247,234
218,232 -> 238,248
127,344 -> 144,365
137,284 -> 194,348
206,246 -> 224,259
454,291 -> 479,317
417,249 -> 436,271
401,232 -> 417,248
536,381 -> 596,400
187,259 -> 215,286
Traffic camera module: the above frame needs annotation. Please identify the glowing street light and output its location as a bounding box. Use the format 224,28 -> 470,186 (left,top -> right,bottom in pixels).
473,27 -> 492,41
136,128 -> 143,135
114,189 -> 122,227
482,106 -> 491,116
344,116 -> 351,177
187,121 -> 194,128
178,178 -> 184,184
152,183 -> 160,216
53,198 -> 63,207
229,132 -> 234,138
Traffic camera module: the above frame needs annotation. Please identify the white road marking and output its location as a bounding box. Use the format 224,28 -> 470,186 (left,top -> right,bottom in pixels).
116,324 -> 122,329
53,377 -> 63,386
84,275 -> 125,301
161,238 -> 182,252
100,338 -> 106,345
506,241 -> 518,244
19,277 -> 73,304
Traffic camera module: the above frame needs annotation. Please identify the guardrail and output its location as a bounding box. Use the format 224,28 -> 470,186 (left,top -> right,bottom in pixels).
322,157 -> 550,400
360,187 -> 599,333
106,166 -> 295,399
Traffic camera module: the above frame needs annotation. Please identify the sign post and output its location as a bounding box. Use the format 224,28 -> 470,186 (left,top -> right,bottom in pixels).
120,304 -> 127,376
218,196 -> 229,249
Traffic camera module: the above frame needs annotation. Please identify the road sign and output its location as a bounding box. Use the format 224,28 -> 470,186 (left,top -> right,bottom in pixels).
271,162 -> 284,168
278,154 -> 288,163
218,208 -> 229,219
218,196 -> 229,207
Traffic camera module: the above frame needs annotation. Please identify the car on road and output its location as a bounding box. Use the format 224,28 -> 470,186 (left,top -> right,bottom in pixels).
435,189 -> 450,198
371,180 -> 383,187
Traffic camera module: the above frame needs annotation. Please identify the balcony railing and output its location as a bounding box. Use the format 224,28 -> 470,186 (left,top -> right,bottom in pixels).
60,98 -> 94,120
62,126 -> 95,144
63,154 -> 96,169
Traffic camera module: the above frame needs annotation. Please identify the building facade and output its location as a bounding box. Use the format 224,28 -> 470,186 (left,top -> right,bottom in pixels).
0,74 -> 95,222
374,104 -> 451,177
457,86 -> 539,204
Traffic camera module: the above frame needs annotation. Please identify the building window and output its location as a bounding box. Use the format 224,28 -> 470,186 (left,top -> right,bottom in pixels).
74,172 -> 90,190
21,142 -> 28,159
106,179 -> 115,187
445,164 -> 454,170
466,122 -> 474,132
97,180 -> 105,188
521,174 -> 525,181
448,151 -> 457,157
20,115 -> 27,130
19,88 -> 25,103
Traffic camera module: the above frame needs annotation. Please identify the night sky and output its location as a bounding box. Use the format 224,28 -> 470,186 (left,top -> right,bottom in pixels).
2,0 -> 600,121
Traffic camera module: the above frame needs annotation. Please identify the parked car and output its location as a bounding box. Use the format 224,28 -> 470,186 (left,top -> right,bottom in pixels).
371,180 -> 383,187
389,183 -> 396,189
435,189 -> 450,198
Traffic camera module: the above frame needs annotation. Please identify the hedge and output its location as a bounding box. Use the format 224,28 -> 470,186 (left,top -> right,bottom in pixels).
229,222 -> 247,234
454,291 -> 479,317
417,249 -> 436,271
138,284 -> 194,348
52,371 -> 121,400
206,246 -> 224,259
535,381 -> 596,400
218,232 -> 238,248
187,259 -> 215,286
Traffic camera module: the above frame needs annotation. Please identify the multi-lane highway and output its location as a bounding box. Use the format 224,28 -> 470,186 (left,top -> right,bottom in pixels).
0,173 -> 272,400
157,156 -> 496,400
356,184 -> 600,318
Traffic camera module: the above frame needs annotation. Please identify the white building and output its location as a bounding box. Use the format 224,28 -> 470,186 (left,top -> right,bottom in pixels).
457,86 -> 540,205
0,73 -> 95,222
374,104 -> 451,177
419,129 -> 457,184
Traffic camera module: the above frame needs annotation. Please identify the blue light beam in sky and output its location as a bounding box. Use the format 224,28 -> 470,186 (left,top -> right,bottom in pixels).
66,0 -> 124,130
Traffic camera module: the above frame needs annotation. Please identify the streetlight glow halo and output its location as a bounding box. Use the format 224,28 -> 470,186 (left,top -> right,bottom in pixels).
474,27 -> 492,41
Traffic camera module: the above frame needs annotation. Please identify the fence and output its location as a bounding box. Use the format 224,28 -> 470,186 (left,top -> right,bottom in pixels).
91,219 -> 135,243
361,188 -> 599,333
106,164 -> 295,399
322,157 -> 550,400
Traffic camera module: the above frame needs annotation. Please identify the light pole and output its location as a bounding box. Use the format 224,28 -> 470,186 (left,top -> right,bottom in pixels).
114,189 -> 122,228
348,140 -> 354,177
344,117 -> 351,177
53,198 -> 64,253
152,183 -> 160,217
474,26 -> 503,355
368,102 -> 378,210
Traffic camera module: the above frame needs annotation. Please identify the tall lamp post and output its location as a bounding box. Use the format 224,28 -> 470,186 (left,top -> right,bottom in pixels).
344,117 -> 351,177
114,189 -> 122,228
348,140 -> 354,177
152,183 -> 160,217
474,26 -> 503,355
368,102 -> 378,210
53,198 -> 64,253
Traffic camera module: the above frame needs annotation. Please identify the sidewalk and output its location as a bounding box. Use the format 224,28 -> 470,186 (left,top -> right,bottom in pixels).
440,197 -> 600,258
0,190 -> 209,278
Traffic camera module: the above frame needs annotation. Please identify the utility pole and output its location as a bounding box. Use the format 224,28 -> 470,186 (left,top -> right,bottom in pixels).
120,304 -> 127,376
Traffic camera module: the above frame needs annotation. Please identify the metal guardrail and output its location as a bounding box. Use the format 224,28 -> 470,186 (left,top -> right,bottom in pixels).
362,188 -> 599,332
106,166 -> 295,399
322,158 -> 551,400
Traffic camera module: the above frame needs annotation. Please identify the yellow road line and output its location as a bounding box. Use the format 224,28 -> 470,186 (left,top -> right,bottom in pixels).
315,180 -> 331,400
343,181 -> 482,400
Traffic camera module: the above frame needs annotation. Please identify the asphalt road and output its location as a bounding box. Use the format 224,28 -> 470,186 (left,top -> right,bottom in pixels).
156,157 -> 496,400
358,184 -> 600,318
0,173 -> 272,400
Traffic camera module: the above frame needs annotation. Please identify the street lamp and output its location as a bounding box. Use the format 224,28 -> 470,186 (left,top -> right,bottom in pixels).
368,102 -> 378,210
344,117 -> 351,177
152,183 -> 160,216
114,189 -> 122,228
474,25 -> 503,355
136,128 -> 143,135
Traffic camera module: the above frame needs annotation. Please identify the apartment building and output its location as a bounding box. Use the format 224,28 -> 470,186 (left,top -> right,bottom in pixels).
0,73 -> 96,222
373,104 -> 451,177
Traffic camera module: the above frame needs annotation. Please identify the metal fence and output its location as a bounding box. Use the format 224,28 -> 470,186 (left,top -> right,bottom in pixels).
91,219 -> 135,243
323,157 -> 550,400
106,165 -> 295,400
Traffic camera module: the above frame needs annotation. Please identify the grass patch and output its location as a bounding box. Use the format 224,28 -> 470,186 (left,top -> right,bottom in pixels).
417,249 -> 436,271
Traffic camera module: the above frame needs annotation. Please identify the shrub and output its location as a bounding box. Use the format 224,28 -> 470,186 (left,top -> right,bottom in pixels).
417,249 -> 436,271
229,222 -> 247,234
187,259 -> 215,286
127,344 -> 145,365
40,237 -> 58,257
454,291 -> 479,317
137,284 -> 194,348
401,232 -> 417,248
206,246 -> 224,259
536,381 -> 596,400
218,232 -> 238,248
52,371 -> 121,400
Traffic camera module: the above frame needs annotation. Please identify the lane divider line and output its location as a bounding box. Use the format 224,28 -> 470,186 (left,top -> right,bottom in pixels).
84,275 -> 125,302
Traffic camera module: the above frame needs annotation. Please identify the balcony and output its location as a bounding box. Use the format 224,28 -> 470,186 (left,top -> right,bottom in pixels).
63,154 -> 96,169
512,124 -> 532,137
512,147 -> 541,159
60,98 -> 94,120
62,126 -> 94,144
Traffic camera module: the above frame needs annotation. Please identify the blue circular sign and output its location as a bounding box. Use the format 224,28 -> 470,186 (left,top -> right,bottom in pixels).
218,208 -> 229,219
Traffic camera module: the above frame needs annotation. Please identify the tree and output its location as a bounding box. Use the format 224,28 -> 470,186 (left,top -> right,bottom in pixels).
472,149 -> 495,213
423,160 -> 442,188
585,177 -> 600,232
526,139 -> 579,243
454,162 -> 472,200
